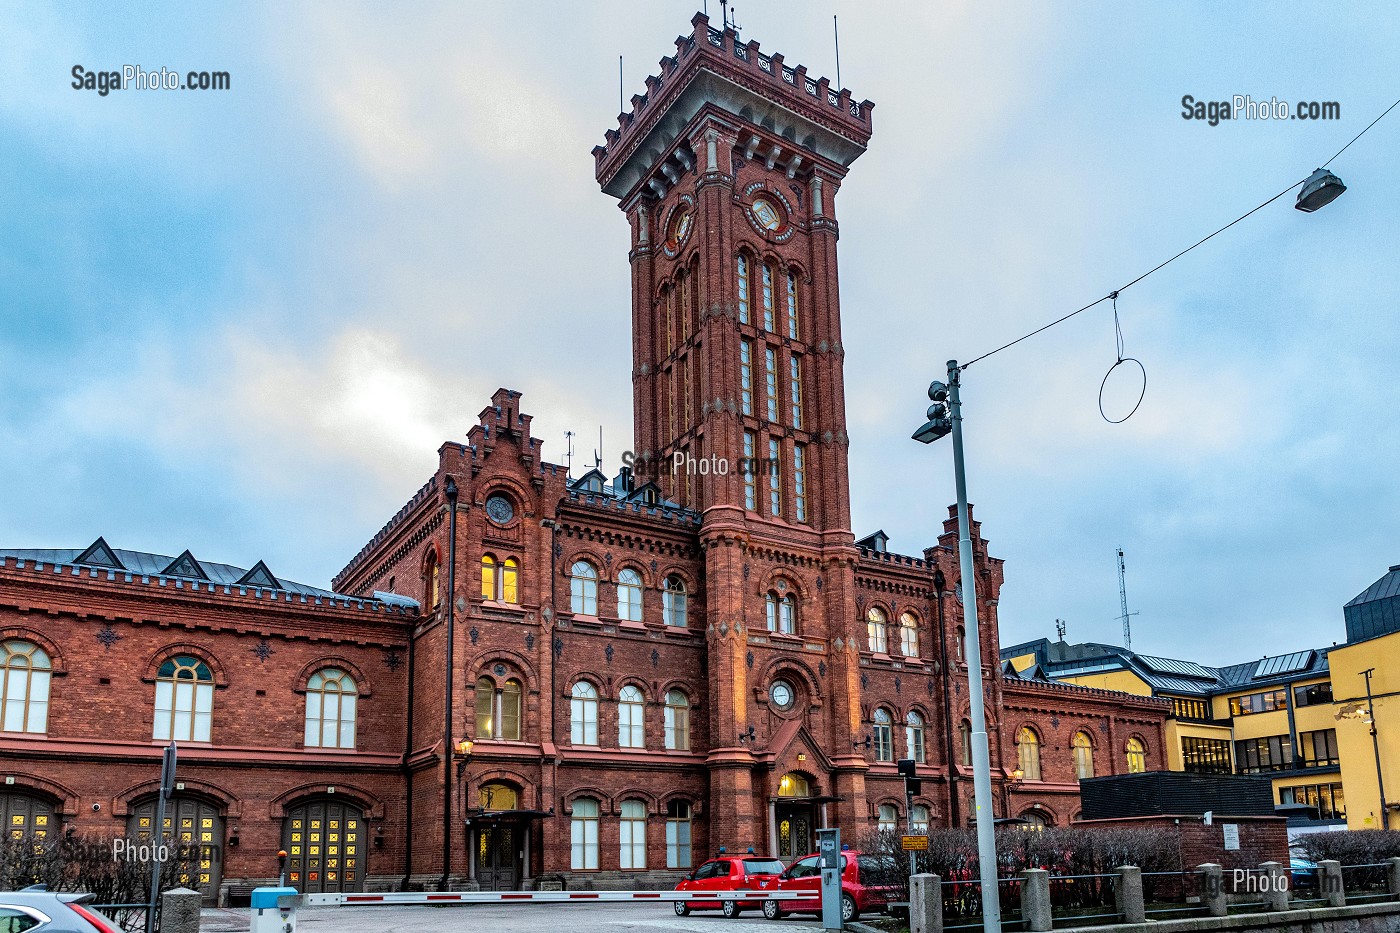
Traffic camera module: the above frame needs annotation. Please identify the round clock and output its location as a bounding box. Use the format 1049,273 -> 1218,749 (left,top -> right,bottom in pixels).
485,494 -> 515,525
769,679 -> 795,711
751,197 -> 782,232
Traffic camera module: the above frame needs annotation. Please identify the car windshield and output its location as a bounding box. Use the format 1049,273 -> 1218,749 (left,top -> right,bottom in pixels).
742,859 -> 786,874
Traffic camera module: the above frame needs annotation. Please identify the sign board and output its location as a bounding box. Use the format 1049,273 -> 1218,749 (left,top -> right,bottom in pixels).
901,835 -> 929,852
1221,823 -> 1240,851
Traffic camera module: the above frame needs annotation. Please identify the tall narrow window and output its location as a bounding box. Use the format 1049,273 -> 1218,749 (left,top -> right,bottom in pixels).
911,804 -> 930,833
906,711 -> 926,763
668,368 -> 677,437
570,561 -> 598,616
154,655 -> 214,742
679,274 -> 691,342
304,668 -> 359,750
427,551 -> 441,610
793,444 -> 807,523
900,612 -> 919,658
617,568 -> 643,622
663,576 -> 688,627
666,800 -> 692,868
790,356 -> 803,429
1017,727 -> 1042,781
960,720 -> 972,766
768,437 -> 782,517
475,677 -> 494,739
620,799 -> 647,869
740,341 -> 754,415
737,255 -> 750,324
684,354 -> 693,426
0,640 -> 51,734
618,684 -> 645,748
665,285 -> 675,355
1073,731 -> 1094,779
867,607 -> 888,653
786,270 -> 799,339
571,798 -> 600,870
501,679 -> 521,741
501,557 -> 519,604
743,432 -> 757,510
570,681 -> 598,746
873,708 -> 894,762
955,627 -> 966,662
765,593 -> 779,632
1126,737 -> 1147,773
665,689 -> 690,750
877,804 -> 898,831
765,347 -> 779,421
780,595 -> 797,634
761,263 -> 775,331
481,554 -> 496,600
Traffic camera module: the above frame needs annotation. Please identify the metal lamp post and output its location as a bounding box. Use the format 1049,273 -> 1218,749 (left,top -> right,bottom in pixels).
914,359 -> 1002,933
1362,668 -> 1390,829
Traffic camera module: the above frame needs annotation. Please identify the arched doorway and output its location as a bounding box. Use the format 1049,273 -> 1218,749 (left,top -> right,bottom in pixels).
128,796 -> 224,903
472,783 -> 522,891
282,798 -> 367,894
775,772 -> 815,860
2,791 -> 56,842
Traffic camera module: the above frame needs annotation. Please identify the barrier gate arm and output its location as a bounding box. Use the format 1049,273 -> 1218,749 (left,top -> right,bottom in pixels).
303,889 -> 806,907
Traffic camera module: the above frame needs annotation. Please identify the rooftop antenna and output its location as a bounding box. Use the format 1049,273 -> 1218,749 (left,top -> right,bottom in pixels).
833,15 -> 841,90
1116,548 -> 1139,651
618,55 -> 623,115
595,425 -> 603,470
564,431 -> 575,477
1055,619 -> 1067,641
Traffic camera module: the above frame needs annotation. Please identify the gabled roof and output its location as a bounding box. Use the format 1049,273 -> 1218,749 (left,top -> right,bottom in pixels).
1344,564 -> 1400,644
161,549 -> 208,581
855,530 -> 890,553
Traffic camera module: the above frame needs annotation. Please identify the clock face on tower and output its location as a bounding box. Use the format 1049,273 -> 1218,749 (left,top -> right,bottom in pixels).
751,197 -> 782,232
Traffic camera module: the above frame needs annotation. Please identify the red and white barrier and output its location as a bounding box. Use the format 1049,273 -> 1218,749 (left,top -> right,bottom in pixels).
302,888 -> 804,907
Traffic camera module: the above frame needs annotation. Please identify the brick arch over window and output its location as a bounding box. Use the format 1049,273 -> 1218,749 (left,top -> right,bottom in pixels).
562,548 -> 607,575
267,782 -> 385,821
564,670 -> 606,699
466,651 -> 540,695
476,475 -> 532,508
292,657 -> 373,697
658,790 -> 704,817
612,559 -> 654,587
469,766 -> 533,800
755,569 -> 808,602
114,777 -> 241,819
613,787 -> 660,813
657,679 -> 701,707
141,644 -> 229,687
655,566 -> 698,592
2,773 -> 78,814
613,676 -> 653,702
562,787 -> 612,814
872,795 -> 906,818
755,655 -> 824,703
1020,804 -> 1059,826
0,627 -> 68,675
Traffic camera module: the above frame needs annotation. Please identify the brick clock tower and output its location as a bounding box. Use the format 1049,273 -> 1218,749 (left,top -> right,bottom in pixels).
595,13 -> 879,851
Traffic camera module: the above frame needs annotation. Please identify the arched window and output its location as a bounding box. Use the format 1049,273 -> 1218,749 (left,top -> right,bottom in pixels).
766,592 -> 797,634
666,800 -> 692,868
501,679 -> 521,740
618,684 -> 644,748
877,803 -> 898,832
1016,726 -> 1041,781
1126,737 -> 1147,773
1022,810 -> 1049,829
481,556 -> 519,604
426,551 -> 441,610
866,607 -> 888,653
154,655 -> 214,742
761,262 -> 775,331
479,783 -> 518,811
1073,731 -> 1094,779
571,797 -> 599,869
664,689 -> 690,751
900,612 -> 920,658
873,708 -> 894,762
906,710 -> 926,764
663,576 -> 687,627
959,720 -> 973,766
481,554 -> 496,600
911,804 -> 930,833
570,681 -> 598,746
777,772 -> 810,797
619,799 -> 647,869
474,677 -> 495,739
955,626 -> 966,662
737,253 -> 751,324
502,558 -> 519,604
304,668 -> 358,749
786,269 -> 799,339
1,640 -> 52,734
570,561 -> 598,616
617,569 -> 643,622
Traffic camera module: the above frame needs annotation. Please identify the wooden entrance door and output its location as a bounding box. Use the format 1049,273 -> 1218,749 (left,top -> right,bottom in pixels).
776,804 -> 814,860
475,824 -> 520,890
1,792 -> 56,844
283,799 -> 366,894
128,796 -> 224,903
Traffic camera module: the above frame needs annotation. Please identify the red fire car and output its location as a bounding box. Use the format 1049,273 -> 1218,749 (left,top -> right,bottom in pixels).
673,854 -> 788,917
760,850 -> 901,922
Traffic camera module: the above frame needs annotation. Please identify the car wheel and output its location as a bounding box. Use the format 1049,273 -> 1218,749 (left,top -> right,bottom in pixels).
674,900 -> 691,916
722,900 -> 743,918
841,893 -> 859,923
762,899 -> 783,920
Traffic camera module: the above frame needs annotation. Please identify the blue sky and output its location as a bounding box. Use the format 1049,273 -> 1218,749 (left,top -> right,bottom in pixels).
1,1 -> 1395,662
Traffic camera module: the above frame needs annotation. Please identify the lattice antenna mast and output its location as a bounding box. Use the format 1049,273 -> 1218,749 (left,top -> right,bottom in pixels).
1116,548 -> 1137,650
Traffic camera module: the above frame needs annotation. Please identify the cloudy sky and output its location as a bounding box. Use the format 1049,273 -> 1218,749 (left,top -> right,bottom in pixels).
2,1 -> 1395,662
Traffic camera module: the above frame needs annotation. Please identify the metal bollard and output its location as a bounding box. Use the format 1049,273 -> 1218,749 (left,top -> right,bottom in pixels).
250,886 -> 300,933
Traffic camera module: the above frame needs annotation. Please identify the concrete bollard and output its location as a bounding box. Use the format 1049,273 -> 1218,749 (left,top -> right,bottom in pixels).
1020,868 -> 1053,932
1318,859 -> 1345,908
1260,861 -> 1289,913
1114,865 -> 1145,924
160,887 -> 202,933
1198,863 -> 1227,917
1388,857 -> 1400,899
910,872 -> 943,933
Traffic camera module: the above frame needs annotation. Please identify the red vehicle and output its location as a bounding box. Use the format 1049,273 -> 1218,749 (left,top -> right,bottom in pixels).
760,850 -> 901,923
673,854 -> 788,917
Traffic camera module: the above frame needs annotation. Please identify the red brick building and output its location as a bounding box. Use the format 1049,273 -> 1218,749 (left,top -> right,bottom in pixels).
0,12 -> 1167,900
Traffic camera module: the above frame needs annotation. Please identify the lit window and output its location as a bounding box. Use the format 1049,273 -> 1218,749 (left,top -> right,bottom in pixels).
617,568 -> 643,622
666,800 -> 692,868
778,772 -> 810,797
786,270 -> 799,339
866,607 -> 888,653
768,437 -> 782,517
1017,727 -> 1042,781
618,684 -> 645,748
877,803 -> 898,832
479,782 -> 518,811
570,561 -> 598,616
737,255 -> 750,324
873,709 -> 893,762
761,263 -> 774,331
1073,732 -> 1094,779
620,799 -> 647,869
765,347 -> 778,421
305,668 -> 358,749
911,804 -> 930,833
1127,737 -> 1147,774
481,555 -> 496,600
743,432 -> 757,510
665,285 -> 675,355
571,798 -> 599,869
906,711 -> 925,764
900,612 -> 919,658
684,353 -> 693,426
790,356 -> 802,429
665,689 -> 690,750
154,655 -> 214,742
0,640 -> 51,734
663,576 -> 688,627
501,558 -> 519,604
474,677 -> 494,740
740,341 -> 754,416
794,444 -> 807,523
679,274 -> 691,342
427,551 -> 440,610
570,682 -> 598,746
482,554 -> 520,603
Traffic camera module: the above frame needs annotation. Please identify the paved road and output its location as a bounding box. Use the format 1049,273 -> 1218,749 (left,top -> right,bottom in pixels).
200,903 -> 827,933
